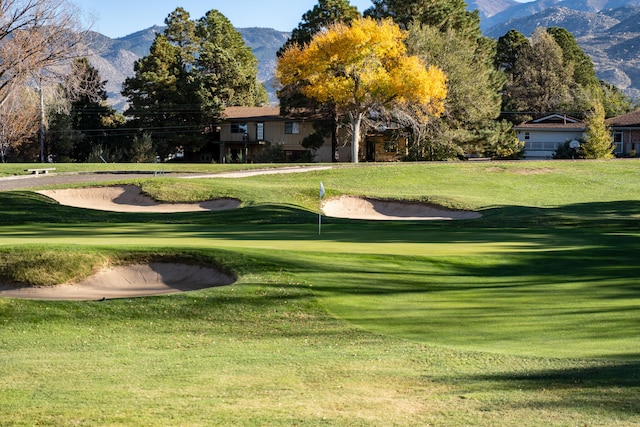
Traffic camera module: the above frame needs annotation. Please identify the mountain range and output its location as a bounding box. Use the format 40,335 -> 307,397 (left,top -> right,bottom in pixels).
89,0 -> 640,110
87,26 -> 289,110
471,0 -> 640,99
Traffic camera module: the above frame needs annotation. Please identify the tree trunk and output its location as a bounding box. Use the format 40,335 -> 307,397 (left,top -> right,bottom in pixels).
332,109 -> 339,162
350,111 -> 363,163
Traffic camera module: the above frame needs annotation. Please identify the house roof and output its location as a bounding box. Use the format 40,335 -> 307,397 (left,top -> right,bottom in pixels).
514,114 -> 585,130
221,106 -> 330,122
605,110 -> 640,127
222,106 -> 281,121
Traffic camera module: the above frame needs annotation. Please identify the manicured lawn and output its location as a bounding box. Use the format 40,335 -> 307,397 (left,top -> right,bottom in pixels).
0,162 -> 284,177
1,160 -> 639,425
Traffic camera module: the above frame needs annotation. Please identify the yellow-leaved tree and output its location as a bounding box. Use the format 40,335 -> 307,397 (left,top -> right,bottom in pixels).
277,17 -> 447,163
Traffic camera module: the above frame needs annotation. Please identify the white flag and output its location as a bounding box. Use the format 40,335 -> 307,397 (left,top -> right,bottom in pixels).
319,182 -> 325,199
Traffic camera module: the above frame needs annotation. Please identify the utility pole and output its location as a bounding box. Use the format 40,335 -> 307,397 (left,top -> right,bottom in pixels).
39,79 -> 46,163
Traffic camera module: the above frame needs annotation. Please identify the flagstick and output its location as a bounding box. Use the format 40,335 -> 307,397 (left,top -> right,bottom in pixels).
319,182 -> 324,236
318,193 -> 322,235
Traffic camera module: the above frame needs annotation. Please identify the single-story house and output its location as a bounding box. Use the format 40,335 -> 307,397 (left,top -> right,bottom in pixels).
514,114 -> 586,159
364,125 -> 409,162
605,110 -> 640,157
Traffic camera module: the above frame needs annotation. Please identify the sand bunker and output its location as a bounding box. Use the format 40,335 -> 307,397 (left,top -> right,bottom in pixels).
0,263 -> 235,300
322,196 -> 482,221
37,185 -> 240,213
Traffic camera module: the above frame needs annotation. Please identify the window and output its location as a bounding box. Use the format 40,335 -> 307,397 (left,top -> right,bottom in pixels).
285,122 -> 300,134
524,131 -> 530,140
384,140 -> 398,153
256,122 -> 264,141
613,132 -> 623,154
525,141 -> 560,151
231,123 -> 248,134
613,132 -> 623,143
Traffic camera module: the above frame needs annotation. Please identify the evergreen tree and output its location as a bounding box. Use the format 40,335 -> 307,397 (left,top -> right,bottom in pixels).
600,80 -> 634,118
365,0 -> 481,39
128,133 -> 156,163
196,10 -> 268,110
581,100 -> 614,159
47,109 -> 82,162
546,27 -> 599,89
494,29 -> 529,74
277,0 -> 361,56
164,7 -> 197,58
122,8 -> 266,160
122,33 -> 202,159
503,28 -> 574,114
497,27 -> 631,120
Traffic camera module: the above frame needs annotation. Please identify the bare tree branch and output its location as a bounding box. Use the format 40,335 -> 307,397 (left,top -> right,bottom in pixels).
0,87 -> 39,162
0,0 -> 89,107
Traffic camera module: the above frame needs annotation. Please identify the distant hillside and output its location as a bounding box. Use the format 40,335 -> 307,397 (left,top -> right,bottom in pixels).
480,0 -> 640,31
484,6 -> 620,37
88,27 -> 289,110
89,1 -> 640,110
466,0 -> 519,20
483,4 -> 640,99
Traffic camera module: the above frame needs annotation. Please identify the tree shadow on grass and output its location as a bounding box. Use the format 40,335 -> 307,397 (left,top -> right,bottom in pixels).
442,361 -> 640,416
0,192 -> 319,225
3,191 -> 640,231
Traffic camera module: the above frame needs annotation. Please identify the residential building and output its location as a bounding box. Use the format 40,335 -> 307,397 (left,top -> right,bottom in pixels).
514,114 -> 586,159
213,107 -> 408,163
605,110 -> 640,157
213,106 -> 343,163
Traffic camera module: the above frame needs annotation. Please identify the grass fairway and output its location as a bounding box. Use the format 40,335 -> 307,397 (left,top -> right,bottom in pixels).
1,161 -> 639,426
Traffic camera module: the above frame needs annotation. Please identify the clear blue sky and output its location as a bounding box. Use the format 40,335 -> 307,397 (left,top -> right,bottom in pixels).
82,0 -> 533,39
83,0 -> 373,38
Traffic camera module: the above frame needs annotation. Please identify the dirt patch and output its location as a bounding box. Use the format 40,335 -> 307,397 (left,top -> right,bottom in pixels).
485,166 -> 555,175
322,196 -> 481,221
0,263 -> 235,300
37,185 -> 240,213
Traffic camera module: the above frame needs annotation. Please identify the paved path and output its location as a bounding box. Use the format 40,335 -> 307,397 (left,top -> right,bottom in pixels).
0,173 -> 170,191
184,165 -> 333,179
0,166 -> 335,192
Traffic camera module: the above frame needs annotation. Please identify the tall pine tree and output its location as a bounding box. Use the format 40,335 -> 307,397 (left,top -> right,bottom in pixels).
122,8 -> 266,160
365,0 -> 481,38
503,28 -> 574,115
197,10 -> 267,110
277,0 -> 361,56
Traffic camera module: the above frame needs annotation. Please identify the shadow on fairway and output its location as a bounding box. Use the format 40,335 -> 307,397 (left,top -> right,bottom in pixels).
249,241 -> 640,295
447,361 -> 640,415
2,190 -> 640,231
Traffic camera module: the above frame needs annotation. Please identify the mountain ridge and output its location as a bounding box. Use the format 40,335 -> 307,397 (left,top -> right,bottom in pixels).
88,26 -> 289,110
90,2 -> 640,110
480,2 -> 640,99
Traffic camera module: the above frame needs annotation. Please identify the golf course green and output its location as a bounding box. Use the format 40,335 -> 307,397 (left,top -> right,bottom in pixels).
1,161 -> 639,426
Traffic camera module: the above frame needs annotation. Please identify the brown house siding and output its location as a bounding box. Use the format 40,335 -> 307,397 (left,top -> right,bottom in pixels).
606,110 -> 640,157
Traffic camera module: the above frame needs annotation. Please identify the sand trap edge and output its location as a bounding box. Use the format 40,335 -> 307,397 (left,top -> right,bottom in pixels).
37,185 -> 241,213
0,262 -> 236,301
322,196 -> 482,221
